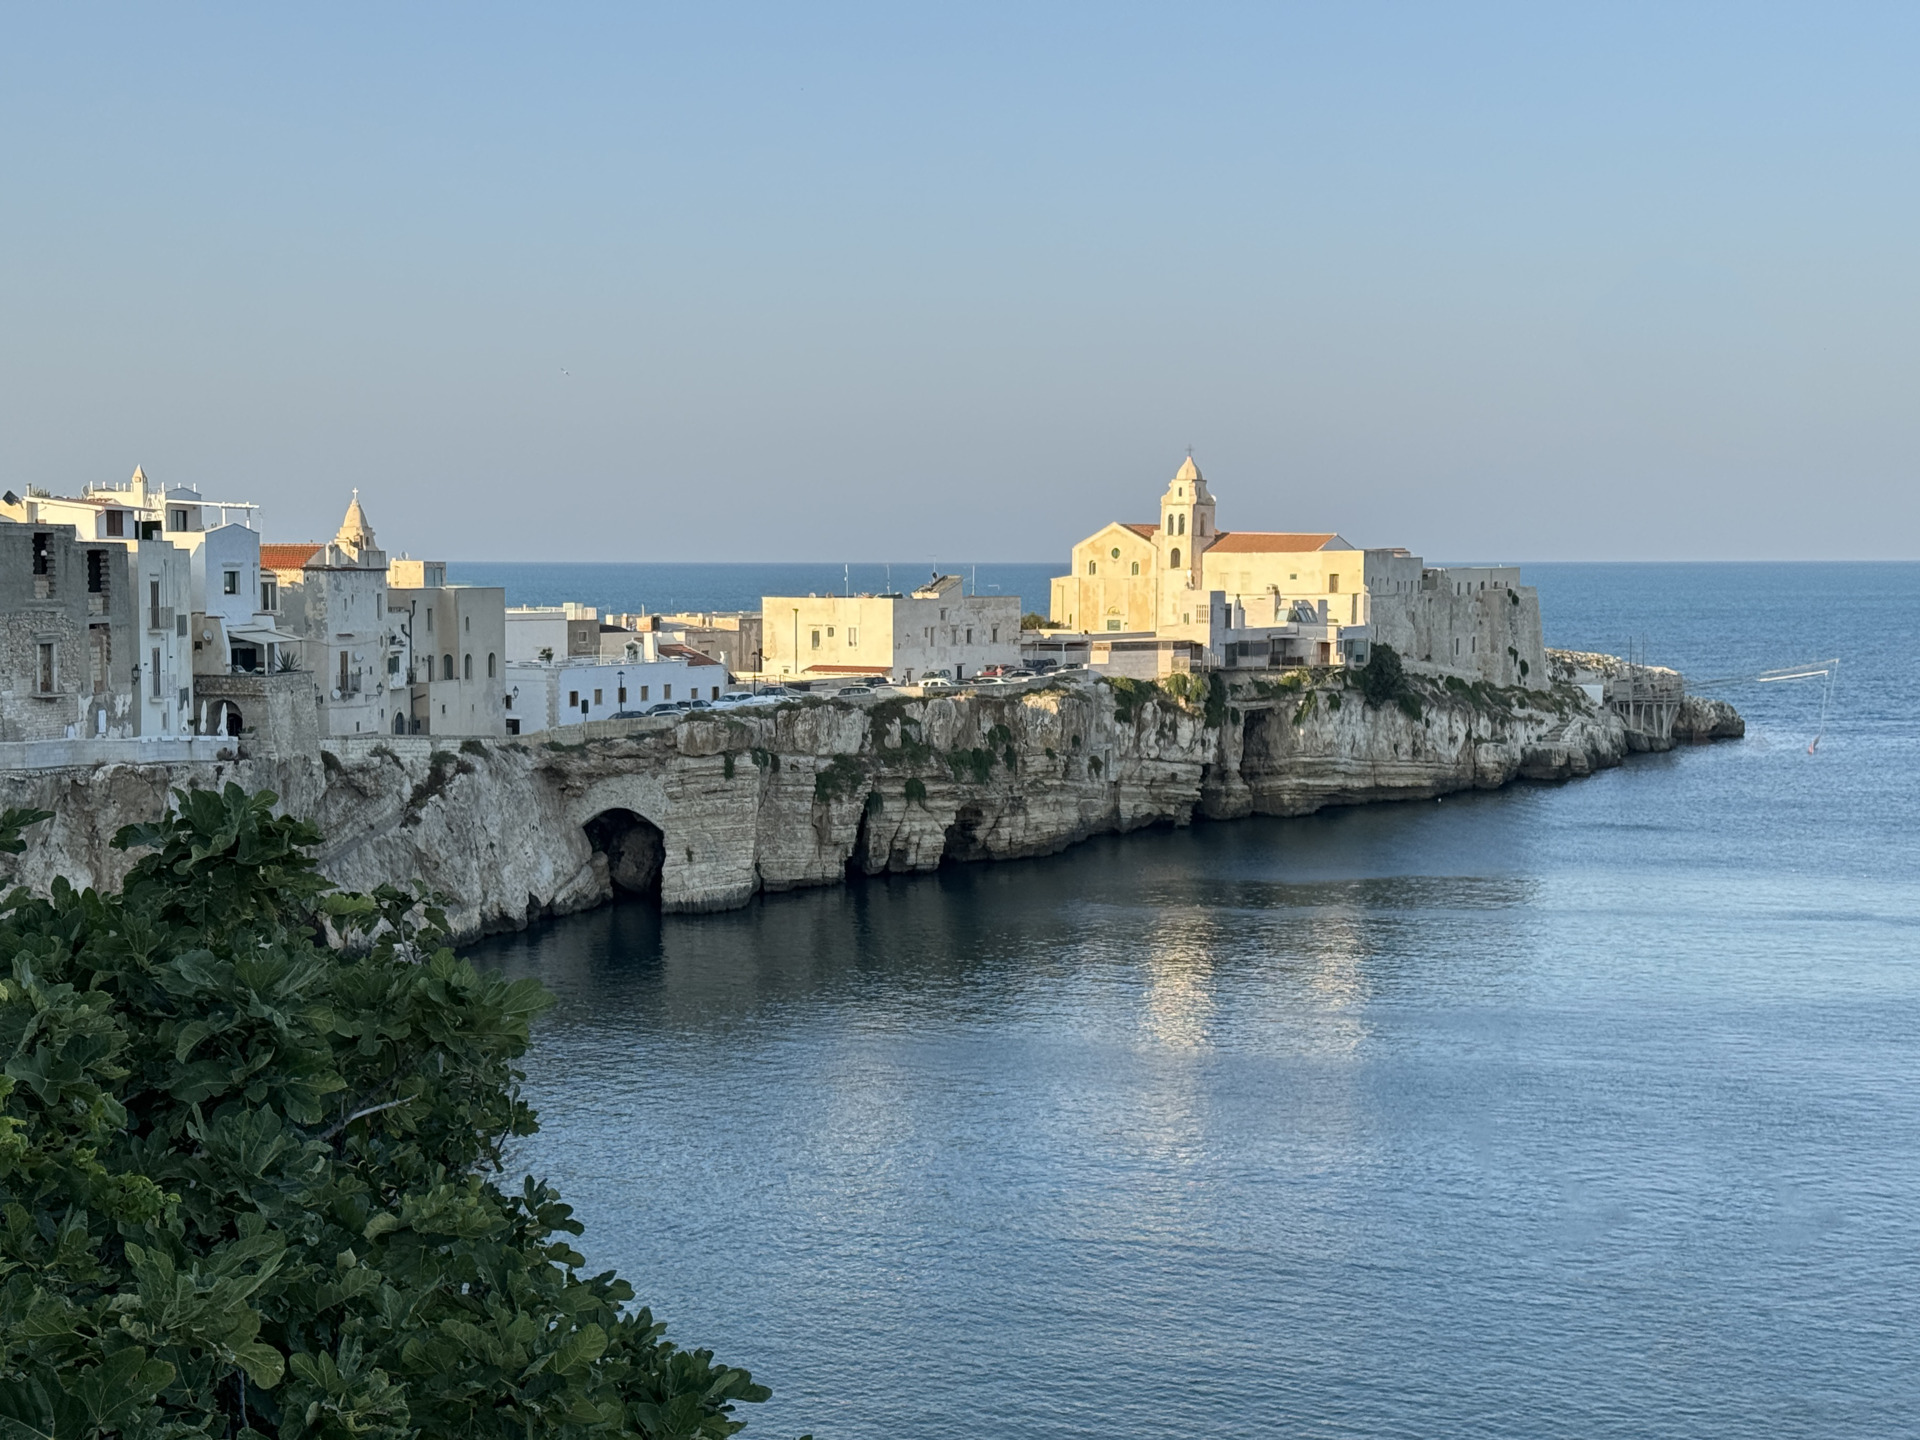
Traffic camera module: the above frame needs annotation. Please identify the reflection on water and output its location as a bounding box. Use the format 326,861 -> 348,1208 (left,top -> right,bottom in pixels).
474,565 -> 1920,1440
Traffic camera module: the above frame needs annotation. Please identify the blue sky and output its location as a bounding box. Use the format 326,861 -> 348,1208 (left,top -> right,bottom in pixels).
3,4 -> 1916,561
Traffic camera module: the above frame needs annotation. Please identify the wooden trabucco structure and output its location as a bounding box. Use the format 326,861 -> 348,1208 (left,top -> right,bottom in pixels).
1604,667 -> 1683,746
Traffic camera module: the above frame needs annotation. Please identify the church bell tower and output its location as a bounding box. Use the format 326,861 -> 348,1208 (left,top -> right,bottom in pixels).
1157,455 -> 1215,606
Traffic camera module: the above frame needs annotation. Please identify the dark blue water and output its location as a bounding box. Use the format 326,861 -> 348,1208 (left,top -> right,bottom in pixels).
450,561 -> 1059,617
476,562 -> 1920,1439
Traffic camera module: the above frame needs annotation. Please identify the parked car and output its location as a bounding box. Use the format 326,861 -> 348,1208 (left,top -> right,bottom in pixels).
836,685 -> 875,697
975,676 -> 1008,687
609,710 -> 648,720
920,676 -> 954,691
921,669 -> 953,681
639,701 -> 683,716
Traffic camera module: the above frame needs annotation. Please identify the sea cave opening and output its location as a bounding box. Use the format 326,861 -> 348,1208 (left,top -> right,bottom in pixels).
582,807 -> 665,901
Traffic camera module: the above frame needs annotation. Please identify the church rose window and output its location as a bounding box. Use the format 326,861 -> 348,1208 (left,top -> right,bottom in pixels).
1110,547 -> 1120,559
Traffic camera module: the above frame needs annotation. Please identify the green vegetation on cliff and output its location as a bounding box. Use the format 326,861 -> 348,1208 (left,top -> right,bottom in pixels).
0,786 -> 771,1440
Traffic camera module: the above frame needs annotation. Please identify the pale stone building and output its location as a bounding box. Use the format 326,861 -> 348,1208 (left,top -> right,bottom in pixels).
387,558 -> 508,736
761,575 -> 1021,683
263,493 -> 404,737
0,519 -> 137,740
1050,457 -> 1368,634
1051,456 -> 1546,688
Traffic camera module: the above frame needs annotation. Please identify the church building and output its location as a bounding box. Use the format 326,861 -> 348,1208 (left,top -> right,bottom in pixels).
1049,456 -> 1370,634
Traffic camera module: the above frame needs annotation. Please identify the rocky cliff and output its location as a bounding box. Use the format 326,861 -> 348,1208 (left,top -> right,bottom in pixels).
0,668 -> 1705,940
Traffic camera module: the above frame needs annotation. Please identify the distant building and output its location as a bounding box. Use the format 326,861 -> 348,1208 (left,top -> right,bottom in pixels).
387,558 -> 507,736
503,650 -> 724,732
761,575 -> 1019,682
5,467 -> 267,731
0,519 -> 137,740
602,612 -> 764,677
1051,456 -> 1545,687
263,493 -> 405,736
505,603 -> 601,663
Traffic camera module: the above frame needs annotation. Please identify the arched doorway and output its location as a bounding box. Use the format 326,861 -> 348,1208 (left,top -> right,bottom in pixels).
582,808 -> 665,900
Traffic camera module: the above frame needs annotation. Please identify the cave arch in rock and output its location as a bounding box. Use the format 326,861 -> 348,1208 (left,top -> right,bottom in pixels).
582,807 -> 666,900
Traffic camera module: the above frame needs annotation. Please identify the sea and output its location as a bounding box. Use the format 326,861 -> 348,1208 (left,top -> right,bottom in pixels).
468,561 -> 1920,1440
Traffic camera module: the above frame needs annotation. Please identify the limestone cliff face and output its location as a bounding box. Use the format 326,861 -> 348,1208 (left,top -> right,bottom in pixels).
0,672 -> 1662,940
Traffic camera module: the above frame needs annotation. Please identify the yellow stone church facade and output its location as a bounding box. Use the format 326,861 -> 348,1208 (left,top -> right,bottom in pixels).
1048,457 -> 1370,633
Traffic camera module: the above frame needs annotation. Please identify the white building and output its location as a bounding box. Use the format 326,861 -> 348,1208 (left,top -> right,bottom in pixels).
761,574 -> 1020,683
503,649 -> 724,733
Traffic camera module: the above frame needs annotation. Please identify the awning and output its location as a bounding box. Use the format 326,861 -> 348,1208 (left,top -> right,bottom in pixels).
227,625 -> 302,646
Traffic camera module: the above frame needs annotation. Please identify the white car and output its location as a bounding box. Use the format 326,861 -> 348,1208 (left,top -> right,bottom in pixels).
920,676 -> 954,691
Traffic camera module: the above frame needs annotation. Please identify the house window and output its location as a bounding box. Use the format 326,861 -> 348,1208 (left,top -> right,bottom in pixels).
811,629 -> 821,649
442,654 -> 454,680
848,626 -> 859,646
1110,547 -> 1120,559
222,569 -> 239,595
260,577 -> 277,611
1130,561 -> 1140,575
37,642 -> 55,693
387,655 -> 399,674
990,626 -> 998,643
1329,574 -> 1340,592
1165,516 -> 1173,534
593,688 -> 602,705
149,579 -> 161,628
1087,561 -> 1096,575
1106,619 -> 1121,631
488,653 -> 496,678
87,549 -> 109,594
1177,514 -> 1186,535
169,508 -> 187,530
1169,548 -> 1181,568
639,685 -> 648,701
826,626 -> 835,638
663,684 -> 672,699
464,615 -> 470,631
464,653 -> 473,680
966,628 -> 973,644
106,510 -> 125,537
711,686 -> 720,700
426,607 -> 434,631
151,648 -> 161,697
569,690 -> 579,706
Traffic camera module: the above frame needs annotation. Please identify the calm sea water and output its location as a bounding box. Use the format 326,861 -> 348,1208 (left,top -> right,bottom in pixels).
473,562 -> 1920,1440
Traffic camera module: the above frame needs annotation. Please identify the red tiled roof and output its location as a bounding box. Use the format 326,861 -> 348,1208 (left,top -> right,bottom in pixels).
1205,531 -> 1341,554
260,543 -> 322,570
1120,523 -> 1159,539
658,643 -> 723,667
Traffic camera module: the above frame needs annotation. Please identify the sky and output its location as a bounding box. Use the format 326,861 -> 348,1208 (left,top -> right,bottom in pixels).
3,3 -> 1918,563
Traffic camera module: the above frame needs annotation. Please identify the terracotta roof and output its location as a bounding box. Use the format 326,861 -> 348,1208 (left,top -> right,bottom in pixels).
1205,531 -> 1343,554
658,643 -> 723,667
260,543 -> 323,570
1120,523 -> 1159,539
803,664 -> 893,675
